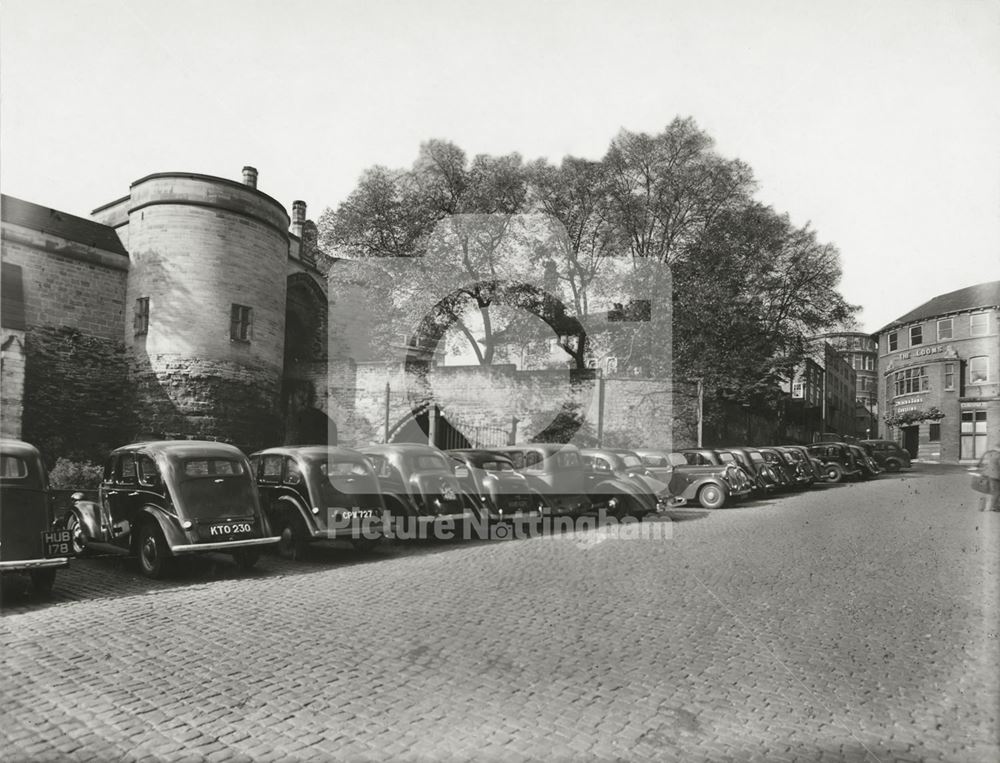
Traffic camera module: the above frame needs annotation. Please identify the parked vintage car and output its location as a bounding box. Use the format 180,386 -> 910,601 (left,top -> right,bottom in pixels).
806,442 -> 864,483
633,449 -> 751,509
484,444 -> 592,516
64,441 -> 279,578
249,446 -> 387,559
782,445 -> 826,482
447,449 -> 546,523
579,447 -> 685,517
0,439 -> 70,595
725,447 -> 781,496
847,443 -> 882,480
753,447 -> 801,490
360,444 -> 476,530
765,446 -> 815,488
860,439 -> 912,472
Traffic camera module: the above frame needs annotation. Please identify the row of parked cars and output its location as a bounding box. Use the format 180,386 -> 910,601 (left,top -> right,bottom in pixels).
0,435 -> 911,592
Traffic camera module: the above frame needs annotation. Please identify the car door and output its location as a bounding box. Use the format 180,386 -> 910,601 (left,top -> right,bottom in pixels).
104,453 -> 140,548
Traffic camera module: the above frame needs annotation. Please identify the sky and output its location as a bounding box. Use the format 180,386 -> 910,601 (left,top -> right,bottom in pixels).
2,0 -> 998,332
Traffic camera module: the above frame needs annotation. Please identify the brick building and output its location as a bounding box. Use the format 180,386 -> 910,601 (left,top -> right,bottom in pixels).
813,331 -> 879,437
874,281 -> 1000,462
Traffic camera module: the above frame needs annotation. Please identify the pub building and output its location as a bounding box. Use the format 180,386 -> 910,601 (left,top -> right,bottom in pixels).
874,280 -> 999,463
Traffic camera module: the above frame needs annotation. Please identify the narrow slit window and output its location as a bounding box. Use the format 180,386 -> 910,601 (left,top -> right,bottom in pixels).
231,304 -> 253,342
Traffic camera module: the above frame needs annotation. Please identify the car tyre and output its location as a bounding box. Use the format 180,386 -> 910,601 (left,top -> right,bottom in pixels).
233,547 -> 261,571
697,483 -> 726,510
65,512 -> 88,556
276,513 -> 310,561
823,463 -> 844,483
29,568 -> 56,597
137,521 -> 170,579
885,459 -> 901,473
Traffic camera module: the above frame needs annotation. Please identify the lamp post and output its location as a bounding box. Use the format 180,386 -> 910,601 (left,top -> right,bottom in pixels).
742,402 -> 752,445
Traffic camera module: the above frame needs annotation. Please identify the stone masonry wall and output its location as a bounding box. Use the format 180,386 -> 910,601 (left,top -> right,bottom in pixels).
1,329 -> 26,438
1,223 -> 127,340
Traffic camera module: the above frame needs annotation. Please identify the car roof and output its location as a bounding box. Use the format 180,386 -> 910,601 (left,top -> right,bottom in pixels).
493,443 -> 580,454
0,438 -> 41,458
360,443 -> 444,454
250,445 -> 367,459
447,449 -> 516,464
111,440 -> 246,459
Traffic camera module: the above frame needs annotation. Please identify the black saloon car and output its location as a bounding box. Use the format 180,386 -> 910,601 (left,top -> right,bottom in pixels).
65,441 -> 279,578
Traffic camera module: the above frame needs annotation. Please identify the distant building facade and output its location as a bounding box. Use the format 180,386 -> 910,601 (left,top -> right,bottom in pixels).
874,281 -> 1000,462
814,331 -> 879,437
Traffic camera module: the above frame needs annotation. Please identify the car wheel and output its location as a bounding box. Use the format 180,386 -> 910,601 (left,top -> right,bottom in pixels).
885,459 -> 901,473
276,513 -> 310,561
137,522 -> 170,579
65,513 -> 87,556
823,464 -> 844,483
697,484 -> 726,510
233,547 -> 261,571
29,568 -> 56,597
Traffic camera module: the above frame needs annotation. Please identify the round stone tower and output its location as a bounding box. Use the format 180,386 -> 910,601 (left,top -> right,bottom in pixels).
123,168 -> 289,451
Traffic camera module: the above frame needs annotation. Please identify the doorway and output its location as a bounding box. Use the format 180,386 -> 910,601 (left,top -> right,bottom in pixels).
901,426 -> 919,459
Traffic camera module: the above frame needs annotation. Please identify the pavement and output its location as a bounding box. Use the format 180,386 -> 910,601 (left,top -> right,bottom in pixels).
1,463 -> 998,762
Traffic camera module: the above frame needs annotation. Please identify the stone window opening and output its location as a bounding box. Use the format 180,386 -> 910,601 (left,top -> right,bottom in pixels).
134,297 -> 149,336
230,304 -> 253,343
909,325 -> 923,346
888,332 -> 898,351
970,312 -> 989,336
937,318 -> 952,341
968,356 -> 989,385
893,366 -> 928,396
944,363 -> 955,391
928,423 -> 941,442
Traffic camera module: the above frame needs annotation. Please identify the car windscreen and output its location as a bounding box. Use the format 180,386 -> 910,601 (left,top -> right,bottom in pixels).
718,452 -> 735,463
407,453 -> 451,473
620,454 -> 642,468
749,452 -> 765,463
178,458 -> 255,518
315,457 -> 379,499
641,455 -> 668,467
478,460 -> 515,472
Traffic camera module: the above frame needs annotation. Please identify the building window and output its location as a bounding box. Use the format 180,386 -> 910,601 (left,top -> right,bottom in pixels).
230,304 -> 253,342
928,423 -> 941,442
792,382 -> 804,398
970,312 -> 988,336
605,357 -> 618,375
134,297 -> 149,336
909,325 -> 923,346
888,332 -> 898,351
893,367 -> 928,396
961,411 -> 988,459
944,363 -> 955,390
936,318 -> 952,341
968,356 -> 989,384
864,355 -> 874,371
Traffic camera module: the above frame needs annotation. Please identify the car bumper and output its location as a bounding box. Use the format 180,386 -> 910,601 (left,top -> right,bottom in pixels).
0,557 -> 70,571
170,536 -> 281,554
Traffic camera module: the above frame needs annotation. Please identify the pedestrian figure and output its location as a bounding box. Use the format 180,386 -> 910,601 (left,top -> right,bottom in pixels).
976,445 -> 1000,511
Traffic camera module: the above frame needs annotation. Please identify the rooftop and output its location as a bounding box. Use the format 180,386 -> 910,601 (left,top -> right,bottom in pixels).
1,194 -> 127,256
876,280 -> 1000,333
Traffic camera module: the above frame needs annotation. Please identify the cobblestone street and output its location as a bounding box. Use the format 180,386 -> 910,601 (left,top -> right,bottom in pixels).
2,464 -> 998,762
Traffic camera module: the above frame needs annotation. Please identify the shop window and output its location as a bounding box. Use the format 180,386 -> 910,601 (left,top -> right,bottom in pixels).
937,318 -> 952,341
888,332 -> 898,351
230,304 -> 253,342
970,312 -> 988,336
928,423 -> 940,442
909,325 -> 923,346
134,297 -> 150,336
968,356 -> 989,384
961,411 -> 988,459
944,363 -> 955,390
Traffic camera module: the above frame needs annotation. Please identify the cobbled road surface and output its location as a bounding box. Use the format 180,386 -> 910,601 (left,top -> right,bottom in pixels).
2,464 -> 998,762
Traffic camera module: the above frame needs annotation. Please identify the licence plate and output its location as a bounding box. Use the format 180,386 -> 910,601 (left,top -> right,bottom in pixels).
442,486 -> 457,501
42,529 -> 73,558
340,509 -> 375,520
208,521 -> 253,537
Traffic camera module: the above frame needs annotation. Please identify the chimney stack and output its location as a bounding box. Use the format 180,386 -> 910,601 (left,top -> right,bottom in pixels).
242,166 -> 258,189
291,200 -> 306,237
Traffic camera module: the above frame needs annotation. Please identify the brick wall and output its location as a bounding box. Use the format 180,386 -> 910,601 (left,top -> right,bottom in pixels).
1,329 -> 26,437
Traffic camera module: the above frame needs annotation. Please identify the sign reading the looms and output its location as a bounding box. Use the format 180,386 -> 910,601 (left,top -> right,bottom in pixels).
896,345 -> 948,361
